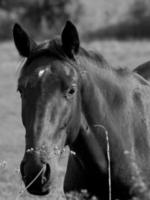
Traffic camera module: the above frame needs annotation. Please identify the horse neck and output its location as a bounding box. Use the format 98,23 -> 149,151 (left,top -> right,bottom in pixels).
79,57 -> 118,129
70,59 -> 119,171
72,59 -> 134,175
77,57 -> 129,150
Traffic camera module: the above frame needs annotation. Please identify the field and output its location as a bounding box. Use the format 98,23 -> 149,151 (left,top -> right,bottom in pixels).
1,40 -> 150,200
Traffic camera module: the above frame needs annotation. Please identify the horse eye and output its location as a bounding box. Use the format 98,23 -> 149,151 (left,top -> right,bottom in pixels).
66,85 -> 76,99
68,88 -> 75,95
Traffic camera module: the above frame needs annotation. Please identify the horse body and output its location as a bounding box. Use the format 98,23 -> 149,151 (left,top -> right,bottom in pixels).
13,21 -> 150,199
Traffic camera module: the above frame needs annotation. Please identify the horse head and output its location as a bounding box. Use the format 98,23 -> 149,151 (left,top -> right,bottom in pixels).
13,21 -> 82,195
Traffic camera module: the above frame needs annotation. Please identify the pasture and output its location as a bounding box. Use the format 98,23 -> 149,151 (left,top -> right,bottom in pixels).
1,40 -> 150,200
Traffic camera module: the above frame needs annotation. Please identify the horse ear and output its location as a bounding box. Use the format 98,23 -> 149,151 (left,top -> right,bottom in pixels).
61,21 -> 80,58
13,23 -> 37,57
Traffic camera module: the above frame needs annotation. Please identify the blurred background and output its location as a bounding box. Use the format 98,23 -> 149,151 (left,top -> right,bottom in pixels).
1,0 -> 150,199
0,0 -> 150,40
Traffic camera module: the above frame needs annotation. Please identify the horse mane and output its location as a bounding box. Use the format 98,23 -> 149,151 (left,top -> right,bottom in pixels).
26,39 -> 66,63
78,47 -> 111,70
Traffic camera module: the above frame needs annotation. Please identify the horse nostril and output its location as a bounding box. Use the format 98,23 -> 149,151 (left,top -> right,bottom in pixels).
41,163 -> 50,185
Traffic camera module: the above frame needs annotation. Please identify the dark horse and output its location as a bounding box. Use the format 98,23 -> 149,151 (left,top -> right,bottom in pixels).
13,21 -> 150,200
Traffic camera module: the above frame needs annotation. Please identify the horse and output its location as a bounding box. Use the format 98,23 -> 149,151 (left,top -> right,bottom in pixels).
13,21 -> 150,200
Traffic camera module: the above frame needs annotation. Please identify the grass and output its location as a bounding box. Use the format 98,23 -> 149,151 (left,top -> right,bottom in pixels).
1,40 -> 150,199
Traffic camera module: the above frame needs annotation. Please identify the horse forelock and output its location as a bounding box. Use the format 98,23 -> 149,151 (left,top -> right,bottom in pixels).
17,40 -> 81,94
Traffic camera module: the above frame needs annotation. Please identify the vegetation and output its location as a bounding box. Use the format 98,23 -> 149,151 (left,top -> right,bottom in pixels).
0,0 -> 82,39
1,0 -> 150,40
84,0 -> 150,40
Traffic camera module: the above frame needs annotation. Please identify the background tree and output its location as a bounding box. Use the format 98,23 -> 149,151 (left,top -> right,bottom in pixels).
0,0 -> 83,39
19,0 -> 83,38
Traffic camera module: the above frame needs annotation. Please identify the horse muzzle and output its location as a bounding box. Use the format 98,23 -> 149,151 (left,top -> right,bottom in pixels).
20,156 -> 51,195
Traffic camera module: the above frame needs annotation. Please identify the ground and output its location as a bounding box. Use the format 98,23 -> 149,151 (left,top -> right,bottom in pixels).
0,40 -> 150,200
